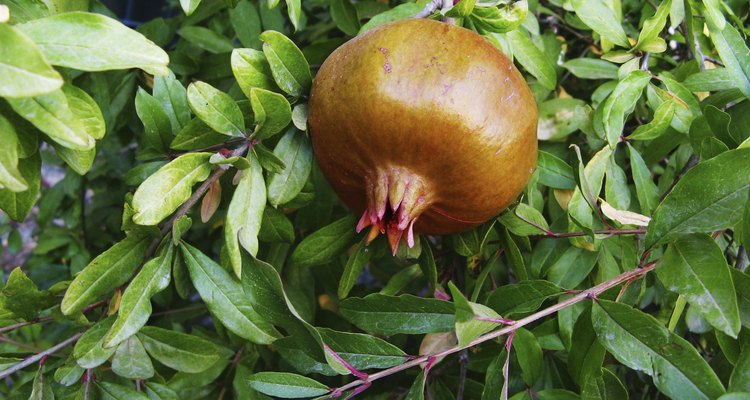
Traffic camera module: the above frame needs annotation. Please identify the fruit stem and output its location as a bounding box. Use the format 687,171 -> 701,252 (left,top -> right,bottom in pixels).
356,166 -> 431,255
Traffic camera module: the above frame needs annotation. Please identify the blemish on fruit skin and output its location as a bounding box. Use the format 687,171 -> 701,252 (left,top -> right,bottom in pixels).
379,47 -> 392,73
442,84 -> 453,95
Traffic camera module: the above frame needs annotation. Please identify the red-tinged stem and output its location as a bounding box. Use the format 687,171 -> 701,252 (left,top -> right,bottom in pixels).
327,262 -> 657,396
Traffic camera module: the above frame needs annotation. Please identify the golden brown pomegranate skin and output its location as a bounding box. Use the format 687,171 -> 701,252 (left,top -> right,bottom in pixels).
308,18 -> 537,251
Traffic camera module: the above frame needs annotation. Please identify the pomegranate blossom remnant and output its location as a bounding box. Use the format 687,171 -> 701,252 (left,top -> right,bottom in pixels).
308,18 -> 538,255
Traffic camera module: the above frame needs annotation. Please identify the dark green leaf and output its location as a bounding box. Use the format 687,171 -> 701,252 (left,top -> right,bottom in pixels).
290,215 -> 357,268
61,233 -> 150,315
593,300 -> 725,399
486,280 -> 563,318
178,26 -> 234,53
570,0 -> 630,47
137,325 -> 221,373
136,87 -> 172,153
250,88 -> 291,139
330,0 -> 359,36
104,245 -> 174,347
248,372 -> 329,398
230,1 -> 261,49
317,327 -> 407,370
338,238 -> 372,299
0,151 -> 41,221
536,150 -> 576,189
656,234 -> 740,337
507,29 -> 556,90
170,118 -> 228,150
646,148 -> 750,247
180,242 -> 279,343
561,58 -> 618,80
340,293 -> 455,335
231,48 -> 278,94
74,316 -> 118,368
259,206 -> 295,243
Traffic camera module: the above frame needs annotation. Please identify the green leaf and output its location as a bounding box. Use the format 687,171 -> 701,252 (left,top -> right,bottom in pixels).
498,203 -> 550,236
144,382 -> 179,400
111,336 -> 155,379
338,238 -> 372,299
132,152 -> 212,225
0,24 -> 62,98
403,369 -> 427,400
18,12 -> 169,75
260,30 -> 312,97
627,144 -> 659,215
513,328 -> 543,386
317,327 -> 407,370
247,372 -> 329,398
53,360 -> 84,387
359,2 -> 424,32
179,0 -> 201,15
536,151 -> 576,189
340,293 -> 455,335
96,381 -> 150,400
486,280 -> 563,318
285,0 -> 303,31
74,316 -> 118,368
153,71 -> 191,134
561,58 -> 618,80
61,233 -> 150,315
290,215 -> 357,268
170,118 -> 228,150
330,0 -> 359,36
225,154 -> 266,277
104,245 -> 174,348
567,307 -> 605,386
646,148 -> 750,247
137,326 -> 221,373
29,363 -> 54,400
266,129 -> 312,207
570,0 -> 630,48
656,234 -> 740,337
592,300 -> 725,400
250,88 -> 291,139
581,368 -> 628,400
259,206 -> 295,243
682,68 -> 737,92
231,48 -> 278,94
506,29 -> 556,90
598,70 -> 651,147
629,100 -> 674,140
546,247 -> 599,288
187,81 -> 245,136
0,267 -> 56,320
7,89 -> 94,151
180,242 -> 279,344
632,0 -> 671,53
470,2 -> 528,34
730,348 -> 750,392
448,281 -> 501,347
0,115 -> 27,192
230,1 -> 261,49
706,11 -> 750,99
178,26 -> 234,54
136,87 -> 172,153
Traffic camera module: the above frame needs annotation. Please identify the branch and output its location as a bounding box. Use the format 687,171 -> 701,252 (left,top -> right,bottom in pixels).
0,332 -> 83,379
329,262 -> 657,396
414,0 -> 443,18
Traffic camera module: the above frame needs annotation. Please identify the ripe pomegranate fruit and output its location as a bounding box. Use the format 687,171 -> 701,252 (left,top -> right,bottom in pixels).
308,18 -> 538,254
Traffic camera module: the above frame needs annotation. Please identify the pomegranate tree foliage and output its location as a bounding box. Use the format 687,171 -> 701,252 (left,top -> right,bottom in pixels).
1,0 -> 750,398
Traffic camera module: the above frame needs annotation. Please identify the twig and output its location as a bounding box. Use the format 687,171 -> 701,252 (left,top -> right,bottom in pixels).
218,346 -> 247,400
414,0 -> 442,18
0,332 -> 83,379
329,262 -> 657,395
83,369 -> 93,400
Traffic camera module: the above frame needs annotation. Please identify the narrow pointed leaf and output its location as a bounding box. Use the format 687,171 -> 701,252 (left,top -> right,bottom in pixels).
225,154 -> 266,277
340,294 -> 455,335
137,326 -> 221,373
260,30 -> 312,97
104,245 -> 174,348
248,372 -> 329,398
61,233 -> 150,315
111,336 -> 155,379
180,243 -> 279,344
266,129 -> 312,207
187,81 -> 245,136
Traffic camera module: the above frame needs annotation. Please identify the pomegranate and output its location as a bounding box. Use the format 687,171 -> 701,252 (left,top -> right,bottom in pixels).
308,18 -> 537,254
